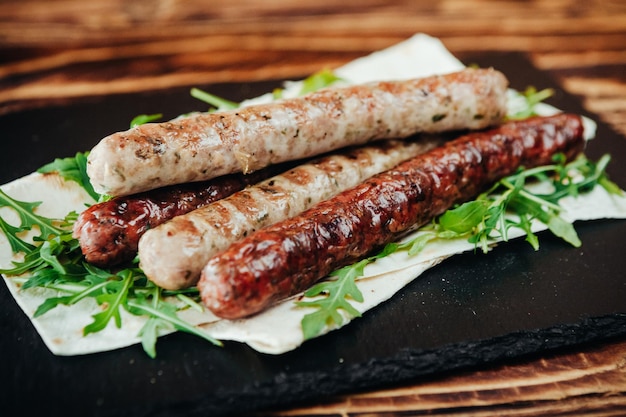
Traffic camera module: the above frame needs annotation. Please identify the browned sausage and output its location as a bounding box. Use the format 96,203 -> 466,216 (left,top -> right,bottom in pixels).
198,114 -> 585,319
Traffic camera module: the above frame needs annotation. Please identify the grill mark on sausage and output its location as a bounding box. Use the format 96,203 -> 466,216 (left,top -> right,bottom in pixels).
197,114 -> 586,319
87,68 -> 508,196
138,138 -> 442,290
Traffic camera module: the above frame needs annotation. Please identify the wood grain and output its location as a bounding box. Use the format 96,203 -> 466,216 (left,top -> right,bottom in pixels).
257,338 -> 626,416
1,1 -> 625,415
1,0 -> 625,135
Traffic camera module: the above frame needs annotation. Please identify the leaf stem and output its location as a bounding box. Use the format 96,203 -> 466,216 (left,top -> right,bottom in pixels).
127,299 -> 222,347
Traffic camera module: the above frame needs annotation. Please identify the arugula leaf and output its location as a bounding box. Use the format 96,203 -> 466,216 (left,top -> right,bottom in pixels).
130,113 -> 163,128
547,215 -> 581,247
128,294 -> 222,358
33,280 -> 109,317
0,216 -> 36,254
6,213 -> 85,282
296,259 -> 367,340
83,269 -> 134,335
137,316 -> 171,359
34,294 -> 78,317
0,189 -> 62,255
507,86 -> 555,120
299,69 -> 343,95
190,88 -> 239,112
37,152 -> 100,201
438,200 -> 491,234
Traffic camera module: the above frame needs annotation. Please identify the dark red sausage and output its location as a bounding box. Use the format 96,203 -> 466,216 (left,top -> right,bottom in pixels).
198,114 -> 585,319
73,165 -> 287,267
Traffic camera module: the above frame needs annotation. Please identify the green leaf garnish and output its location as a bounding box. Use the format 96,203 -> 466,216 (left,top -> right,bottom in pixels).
33,278 -> 109,318
37,152 -> 100,201
0,216 -> 36,254
0,187 -> 220,357
438,200 -> 491,233
129,295 -> 222,358
507,86 -> 555,120
83,269 -> 134,335
190,88 -> 239,112
296,259 -> 366,340
0,189 -> 63,266
130,113 -> 163,128
299,68 -> 343,95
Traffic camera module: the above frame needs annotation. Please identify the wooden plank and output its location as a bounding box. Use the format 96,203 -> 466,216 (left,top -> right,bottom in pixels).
258,339 -> 626,416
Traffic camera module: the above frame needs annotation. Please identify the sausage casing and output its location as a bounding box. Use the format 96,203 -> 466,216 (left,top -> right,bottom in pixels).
138,138 -> 443,290
87,68 -> 508,196
198,114 -> 586,319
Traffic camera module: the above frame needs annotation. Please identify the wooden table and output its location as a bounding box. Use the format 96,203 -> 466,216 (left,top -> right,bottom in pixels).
2,1 -> 626,416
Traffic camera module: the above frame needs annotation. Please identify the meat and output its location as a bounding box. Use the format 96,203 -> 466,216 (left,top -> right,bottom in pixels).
87,68 -> 508,197
138,138 -> 443,290
197,114 -> 586,319
73,166 -> 285,267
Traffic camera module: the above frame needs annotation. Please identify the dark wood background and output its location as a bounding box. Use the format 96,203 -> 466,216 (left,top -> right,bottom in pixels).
2,0 -> 625,136
1,1 -> 626,415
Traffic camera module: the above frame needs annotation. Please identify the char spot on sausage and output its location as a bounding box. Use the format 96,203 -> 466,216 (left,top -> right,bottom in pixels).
282,168 -> 312,186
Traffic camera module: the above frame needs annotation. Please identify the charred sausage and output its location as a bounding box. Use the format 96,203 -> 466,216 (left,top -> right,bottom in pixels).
87,68 -> 508,196
138,138 -> 443,290
198,114 -> 585,319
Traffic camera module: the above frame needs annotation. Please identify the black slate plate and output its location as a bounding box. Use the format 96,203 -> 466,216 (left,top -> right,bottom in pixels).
1,52 -> 625,417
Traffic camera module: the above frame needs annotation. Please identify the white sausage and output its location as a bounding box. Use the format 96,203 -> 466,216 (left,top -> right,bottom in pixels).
87,68 -> 508,196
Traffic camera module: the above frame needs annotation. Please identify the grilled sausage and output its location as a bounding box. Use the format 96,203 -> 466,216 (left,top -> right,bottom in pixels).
87,68 -> 508,196
72,165 -> 288,267
138,138 -> 443,290
198,114 -> 586,319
